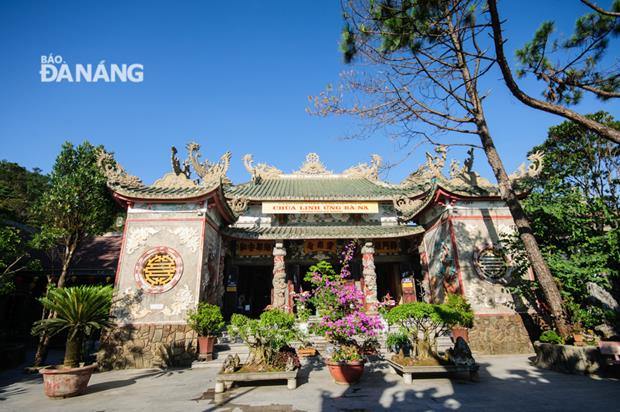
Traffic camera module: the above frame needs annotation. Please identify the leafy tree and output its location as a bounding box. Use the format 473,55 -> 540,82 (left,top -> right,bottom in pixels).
32,285 -> 113,368
312,0 -> 569,336
505,113 -> 619,328
31,141 -> 118,366
0,160 -> 49,224
488,0 -> 620,144
0,226 -> 31,296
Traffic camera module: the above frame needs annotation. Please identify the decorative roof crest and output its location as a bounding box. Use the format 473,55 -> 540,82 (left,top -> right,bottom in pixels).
96,150 -> 143,188
243,154 -> 283,182
293,153 -> 333,175
401,145 -> 447,185
448,148 -> 495,189
343,154 -> 382,180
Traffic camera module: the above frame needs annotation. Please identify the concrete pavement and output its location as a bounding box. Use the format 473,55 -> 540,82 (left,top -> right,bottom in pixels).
1,354 -> 618,411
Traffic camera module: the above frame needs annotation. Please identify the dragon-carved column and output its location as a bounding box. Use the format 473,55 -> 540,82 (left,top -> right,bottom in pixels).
362,242 -> 378,310
272,242 -> 288,310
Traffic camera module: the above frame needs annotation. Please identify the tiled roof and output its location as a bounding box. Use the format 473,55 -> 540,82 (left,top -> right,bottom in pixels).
223,224 -> 423,240
225,177 -> 428,201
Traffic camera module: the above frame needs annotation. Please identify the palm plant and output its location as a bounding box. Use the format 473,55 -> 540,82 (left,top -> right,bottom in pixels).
32,285 -> 113,368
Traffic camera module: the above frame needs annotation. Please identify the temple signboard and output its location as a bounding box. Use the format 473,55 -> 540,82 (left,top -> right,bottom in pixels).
262,201 -> 379,214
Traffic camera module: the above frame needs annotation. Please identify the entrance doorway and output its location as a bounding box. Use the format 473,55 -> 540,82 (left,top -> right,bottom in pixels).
376,262 -> 403,303
236,265 -> 272,318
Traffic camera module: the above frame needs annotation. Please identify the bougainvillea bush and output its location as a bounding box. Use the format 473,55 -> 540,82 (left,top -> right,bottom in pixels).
298,241 -> 384,362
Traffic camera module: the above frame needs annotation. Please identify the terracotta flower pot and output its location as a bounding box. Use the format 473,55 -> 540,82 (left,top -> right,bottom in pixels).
452,327 -> 469,343
198,335 -> 217,360
326,360 -> 365,384
40,364 -> 97,399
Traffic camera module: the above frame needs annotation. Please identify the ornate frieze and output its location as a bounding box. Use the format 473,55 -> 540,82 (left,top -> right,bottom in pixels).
134,246 -> 184,294
161,284 -> 194,316
228,197 -> 249,214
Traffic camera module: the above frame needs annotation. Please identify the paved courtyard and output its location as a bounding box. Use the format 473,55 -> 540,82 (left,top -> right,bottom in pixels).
1,354 -> 618,412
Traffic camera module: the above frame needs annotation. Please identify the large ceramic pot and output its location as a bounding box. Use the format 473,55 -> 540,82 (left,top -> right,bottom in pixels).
326,360 -> 365,384
40,364 -> 97,399
198,335 -> 217,360
451,327 -> 469,343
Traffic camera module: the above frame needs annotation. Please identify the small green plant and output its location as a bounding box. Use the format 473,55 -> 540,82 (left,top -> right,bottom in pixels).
386,331 -> 410,350
539,330 -> 565,345
186,302 -> 224,336
32,285 -> 113,368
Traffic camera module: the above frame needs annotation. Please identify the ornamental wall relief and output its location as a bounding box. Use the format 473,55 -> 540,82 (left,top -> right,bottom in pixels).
169,227 -> 201,253
161,284 -> 194,316
126,227 -> 160,255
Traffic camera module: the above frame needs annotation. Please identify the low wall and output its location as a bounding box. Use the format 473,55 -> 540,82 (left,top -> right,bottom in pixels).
468,314 -> 534,355
533,342 -> 603,375
97,324 -> 197,370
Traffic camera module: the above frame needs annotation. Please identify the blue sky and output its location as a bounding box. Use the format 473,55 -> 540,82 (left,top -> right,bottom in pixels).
0,0 -> 618,185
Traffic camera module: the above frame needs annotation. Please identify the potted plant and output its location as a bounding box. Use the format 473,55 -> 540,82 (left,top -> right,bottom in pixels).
217,309 -> 301,392
444,293 -> 474,342
186,302 -> 224,361
32,285 -> 113,399
297,241 -> 384,385
386,331 -> 411,356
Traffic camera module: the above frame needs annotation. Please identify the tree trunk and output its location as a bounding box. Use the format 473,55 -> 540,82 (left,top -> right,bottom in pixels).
64,333 -> 82,368
33,242 -> 77,366
33,334 -> 51,367
476,120 -> 570,337
447,16 -> 571,338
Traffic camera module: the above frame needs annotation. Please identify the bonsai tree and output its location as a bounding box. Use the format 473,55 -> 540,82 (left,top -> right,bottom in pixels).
385,302 -> 461,361
227,309 -> 300,371
186,302 -> 224,337
32,285 -> 113,368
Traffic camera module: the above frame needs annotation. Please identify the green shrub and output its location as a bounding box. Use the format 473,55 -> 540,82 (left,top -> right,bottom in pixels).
539,330 -> 564,345
186,302 -> 224,336
444,293 -> 474,328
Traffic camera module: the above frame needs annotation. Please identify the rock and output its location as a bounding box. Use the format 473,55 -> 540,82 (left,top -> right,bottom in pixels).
586,282 -> 620,312
222,354 -> 240,373
594,323 -> 620,339
447,337 -> 476,367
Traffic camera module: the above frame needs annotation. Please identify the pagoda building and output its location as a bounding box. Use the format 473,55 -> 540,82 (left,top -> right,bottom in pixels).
97,143 -> 542,368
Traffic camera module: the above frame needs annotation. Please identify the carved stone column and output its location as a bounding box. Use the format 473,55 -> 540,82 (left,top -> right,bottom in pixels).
362,242 -> 378,309
272,242 -> 287,310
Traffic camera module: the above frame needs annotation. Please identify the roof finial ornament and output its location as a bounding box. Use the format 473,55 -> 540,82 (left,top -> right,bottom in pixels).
96,149 -> 143,188
343,154 -> 382,180
243,154 -> 282,182
294,153 -> 332,175
186,142 -> 231,186
171,146 -> 191,178
509,151 -> 545,182
401,145 -> 447,185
